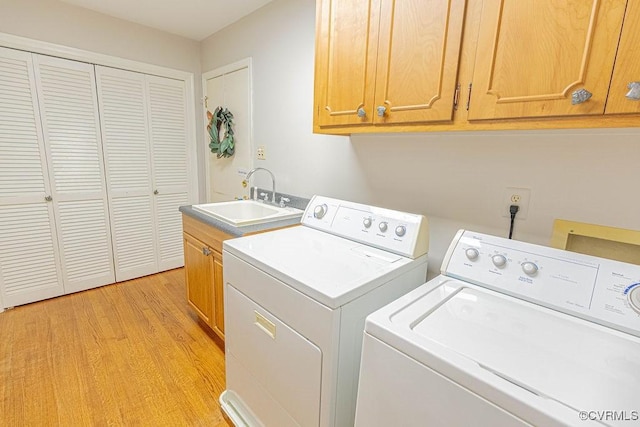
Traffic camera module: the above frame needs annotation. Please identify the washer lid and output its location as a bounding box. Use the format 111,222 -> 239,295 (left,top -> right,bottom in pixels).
368,280 -> 640,416
223,226 -> 422,309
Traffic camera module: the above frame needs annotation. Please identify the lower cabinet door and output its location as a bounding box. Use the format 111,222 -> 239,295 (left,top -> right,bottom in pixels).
183,232 -> 214,326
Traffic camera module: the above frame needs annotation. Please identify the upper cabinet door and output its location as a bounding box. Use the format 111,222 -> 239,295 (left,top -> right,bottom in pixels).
605,1 -> 640,114
314,0 -> 466,128
315,0 -> 381,127
468,0 -> 627,120
373,0 -> 466,124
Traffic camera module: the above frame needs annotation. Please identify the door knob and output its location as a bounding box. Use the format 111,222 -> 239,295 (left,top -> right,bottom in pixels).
153,189 -> 159,195
44,195 -> 53,202
357,107 -> 366,118
376,106 -> 386,117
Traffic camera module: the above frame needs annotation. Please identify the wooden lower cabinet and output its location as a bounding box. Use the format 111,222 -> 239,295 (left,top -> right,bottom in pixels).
182,214 -> 233,341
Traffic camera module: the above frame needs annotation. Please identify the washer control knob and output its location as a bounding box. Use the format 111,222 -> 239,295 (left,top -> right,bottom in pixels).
395,225 -> 406,237
465,248 -> 479,260
363,218 -> 372,228
379,221 -> 388,232
313,204 -> 328,219
629,286 -> 640,315
521,261 -> 539,276
492,254 -> 507,268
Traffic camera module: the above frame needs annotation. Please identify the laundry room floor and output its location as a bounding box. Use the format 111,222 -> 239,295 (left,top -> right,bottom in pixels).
0,268 -> 233,426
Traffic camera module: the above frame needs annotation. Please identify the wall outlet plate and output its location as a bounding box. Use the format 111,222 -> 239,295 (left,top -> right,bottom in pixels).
502,187 -> 531,220
257,145 -> 266,160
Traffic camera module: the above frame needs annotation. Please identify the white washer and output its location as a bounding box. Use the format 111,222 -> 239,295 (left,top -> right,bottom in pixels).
219,195 -> 430,426
355,229 -> 640,427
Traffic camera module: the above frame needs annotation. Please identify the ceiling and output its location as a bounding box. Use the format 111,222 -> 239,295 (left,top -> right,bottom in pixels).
59,0 -> 274,41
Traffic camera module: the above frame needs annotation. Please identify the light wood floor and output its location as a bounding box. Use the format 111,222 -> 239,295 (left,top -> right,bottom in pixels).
0,268 -> 233,427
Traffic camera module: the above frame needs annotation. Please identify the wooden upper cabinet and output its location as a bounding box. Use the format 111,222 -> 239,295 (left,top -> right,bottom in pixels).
468,0 -> 627,120
606,0 -> 640,114
314,0 -> 466,128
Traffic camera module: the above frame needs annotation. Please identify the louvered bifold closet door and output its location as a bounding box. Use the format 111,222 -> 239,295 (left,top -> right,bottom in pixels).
0,47 -> 64,307
146,75 -> 189,271
33,55 -> 115,294
95,66 -> 158,282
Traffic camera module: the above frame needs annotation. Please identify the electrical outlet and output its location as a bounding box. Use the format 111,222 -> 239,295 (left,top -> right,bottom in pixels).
257,146 -> 266,160
502,187 -> 531,219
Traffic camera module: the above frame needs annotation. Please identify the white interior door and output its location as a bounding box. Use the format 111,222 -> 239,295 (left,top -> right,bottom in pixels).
33,55 -> 115,293
203,59 -> 253,202
96,66 -> 158,282
146,75 -> 189,271
0,47 -> 64,307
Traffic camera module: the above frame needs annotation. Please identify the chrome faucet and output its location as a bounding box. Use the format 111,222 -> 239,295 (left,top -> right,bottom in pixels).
243,167 -> 276,204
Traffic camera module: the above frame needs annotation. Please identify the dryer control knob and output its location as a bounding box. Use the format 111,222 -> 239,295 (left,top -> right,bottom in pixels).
363,218 -> 372,228
313,204 -> 328,219
492,254 -> 507,268
465,248 -> 479,260
395,225 -> 406,237
379,222 -> 388,232
629,286 -> 640,315
521,261 -> 539,276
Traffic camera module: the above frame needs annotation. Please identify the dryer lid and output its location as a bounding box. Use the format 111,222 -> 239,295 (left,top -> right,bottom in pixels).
223,226 -> 424,309
411,286 -> 640,415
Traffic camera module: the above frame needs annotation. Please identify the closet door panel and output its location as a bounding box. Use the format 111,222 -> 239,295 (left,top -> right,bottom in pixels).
0,204 -> 63,307
156,192 -> 189,270
110,196 -> 157,281
147,76 -> 189,270
96,66 -> 158,282
33,55 -> 115,292
147,77 -> 189,193
55,200 -> 113,292
0,48 -> 63,307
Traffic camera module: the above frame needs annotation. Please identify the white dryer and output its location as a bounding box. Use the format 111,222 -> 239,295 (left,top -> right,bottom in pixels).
219,195 -> 430,426
355,229 -> 640,427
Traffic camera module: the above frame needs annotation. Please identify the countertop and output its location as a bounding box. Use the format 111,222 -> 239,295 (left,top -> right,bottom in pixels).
179,188 -> 310,237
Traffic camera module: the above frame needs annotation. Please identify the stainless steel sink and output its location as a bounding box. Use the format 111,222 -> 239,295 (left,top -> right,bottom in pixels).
192,200 -> 303,227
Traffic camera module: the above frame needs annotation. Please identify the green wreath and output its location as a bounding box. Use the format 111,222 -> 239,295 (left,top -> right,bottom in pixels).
207,106 -> 235,158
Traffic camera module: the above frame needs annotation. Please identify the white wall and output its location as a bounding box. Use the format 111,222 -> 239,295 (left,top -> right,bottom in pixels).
200,0 -> 640,277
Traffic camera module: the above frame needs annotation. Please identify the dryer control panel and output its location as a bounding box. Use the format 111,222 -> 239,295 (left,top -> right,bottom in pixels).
442,230 -> 640,338
302,195 -> 429,259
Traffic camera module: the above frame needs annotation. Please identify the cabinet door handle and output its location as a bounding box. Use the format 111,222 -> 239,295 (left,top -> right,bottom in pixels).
626,82 -> 640,101
153,189 -> 159,195
44,195 -> 53,202
571,88 -> 592,105
357,107 -> 366,118
376,106 -> 386,117
202,247 -> 211,256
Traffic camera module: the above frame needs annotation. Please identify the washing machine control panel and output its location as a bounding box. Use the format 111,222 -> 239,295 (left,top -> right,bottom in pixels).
302,195 -> 429,259
443,230 -> 640,337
